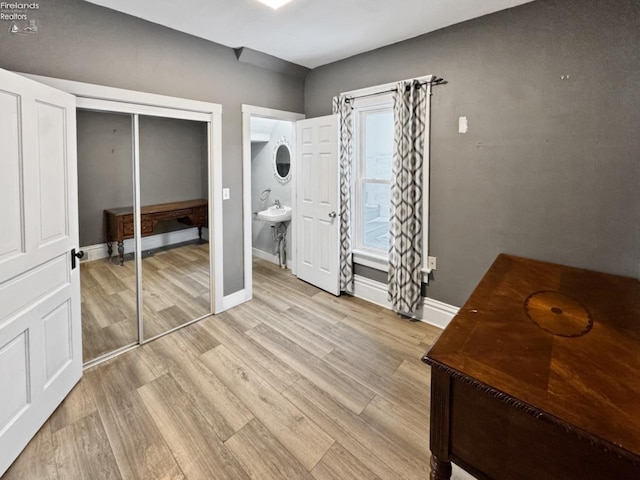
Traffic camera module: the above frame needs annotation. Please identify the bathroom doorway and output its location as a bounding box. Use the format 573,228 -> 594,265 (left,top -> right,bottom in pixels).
251,117 -> 294,267
240,105 -> 305,305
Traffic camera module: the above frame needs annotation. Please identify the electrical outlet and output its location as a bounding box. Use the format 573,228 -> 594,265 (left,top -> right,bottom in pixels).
223,188 -> 230,200
427,256 -> 437,270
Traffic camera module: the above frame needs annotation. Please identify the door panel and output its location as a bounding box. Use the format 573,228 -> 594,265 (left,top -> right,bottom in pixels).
295,115 -> 339,295
0,256 -> 68,321
0,68 -> 81,476
318,219 -> 333,273
301,215 -> 314,266
319,153 -> 333,204
0,332 -> 29,433
0,90 -> 25,265
43,300 -> 73,385
36,101 -> 69,245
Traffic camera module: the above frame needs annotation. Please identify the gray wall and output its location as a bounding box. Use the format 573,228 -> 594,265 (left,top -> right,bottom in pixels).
77,110 -> 133,246
139,116 -> 208,235
0,0 -> 305,295
305,0 -> 640,306
3,0 -> 638,305
139,116 -> 208,205
251,120 -> 294,256
77,113 -> 208,246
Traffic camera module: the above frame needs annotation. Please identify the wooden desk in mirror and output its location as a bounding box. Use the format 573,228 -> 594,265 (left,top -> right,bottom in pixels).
105,199 -> 208,265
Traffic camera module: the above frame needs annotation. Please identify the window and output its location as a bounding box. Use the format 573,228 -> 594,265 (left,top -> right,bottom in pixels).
352,93 -> 395,267
346,76 -> 432,277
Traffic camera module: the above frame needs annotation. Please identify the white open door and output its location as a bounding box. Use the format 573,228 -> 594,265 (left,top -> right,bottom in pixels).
295,115 -> 340,295
0,69 -> 81,475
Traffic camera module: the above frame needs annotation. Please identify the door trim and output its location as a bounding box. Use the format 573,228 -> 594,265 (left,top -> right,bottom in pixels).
240,105 -> 305,305
17,73 -> 225,315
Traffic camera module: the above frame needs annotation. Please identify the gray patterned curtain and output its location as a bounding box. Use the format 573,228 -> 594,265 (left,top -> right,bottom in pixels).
332,95 -> 354,293
388,80 -> 427,314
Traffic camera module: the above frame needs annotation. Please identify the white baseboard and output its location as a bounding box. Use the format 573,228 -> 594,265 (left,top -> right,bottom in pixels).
81,243 -> 111,262
252,247 -> 293,269
352,275 -> 391,309
80,229 -> 203,262
353,274 -> 458,329
421,296 -> 460,329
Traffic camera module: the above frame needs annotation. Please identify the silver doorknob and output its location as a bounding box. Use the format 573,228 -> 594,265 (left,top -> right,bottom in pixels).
328,211 -> 337,218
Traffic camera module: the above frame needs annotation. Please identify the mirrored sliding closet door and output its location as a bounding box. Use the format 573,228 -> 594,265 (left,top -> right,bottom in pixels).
78,106 -> 213,366
77,110 -> 139,363
139,115 -> 211,340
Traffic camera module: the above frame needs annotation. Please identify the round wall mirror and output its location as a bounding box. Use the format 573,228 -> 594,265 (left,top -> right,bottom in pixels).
273,137 -> 292,184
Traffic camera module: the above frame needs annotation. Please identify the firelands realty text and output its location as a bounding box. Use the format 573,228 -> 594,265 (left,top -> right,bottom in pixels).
1,2 -> 38,21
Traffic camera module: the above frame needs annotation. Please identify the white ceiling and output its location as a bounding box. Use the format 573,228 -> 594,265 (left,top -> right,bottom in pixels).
84,0 -> 534,69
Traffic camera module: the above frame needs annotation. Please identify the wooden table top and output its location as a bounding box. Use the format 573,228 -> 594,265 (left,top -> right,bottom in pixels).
425,254 -> 640,461
104,199 -> 207,216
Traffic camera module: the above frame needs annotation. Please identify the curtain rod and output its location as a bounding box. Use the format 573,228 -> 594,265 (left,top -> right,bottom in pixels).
344,77 -> 447,103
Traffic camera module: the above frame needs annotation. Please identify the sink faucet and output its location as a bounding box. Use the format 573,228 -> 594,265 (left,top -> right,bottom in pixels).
274,199 -> 282,209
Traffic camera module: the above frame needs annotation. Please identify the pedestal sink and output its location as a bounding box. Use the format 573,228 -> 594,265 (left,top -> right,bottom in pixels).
257,205 -> 292,223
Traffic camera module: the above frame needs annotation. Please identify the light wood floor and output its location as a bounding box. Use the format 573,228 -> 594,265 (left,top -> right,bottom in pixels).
81,242 -> 211,362
5,258 -> 443,480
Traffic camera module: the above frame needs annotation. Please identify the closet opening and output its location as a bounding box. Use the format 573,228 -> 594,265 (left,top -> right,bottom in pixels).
78,108 -> 214,366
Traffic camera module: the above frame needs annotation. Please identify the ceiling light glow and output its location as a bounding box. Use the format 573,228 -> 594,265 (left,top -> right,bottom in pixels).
257,0 -> 294,10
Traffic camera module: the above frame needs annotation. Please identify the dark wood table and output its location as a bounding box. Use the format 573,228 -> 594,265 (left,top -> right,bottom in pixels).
105,199 -> 208,265
423,254 -> 640,480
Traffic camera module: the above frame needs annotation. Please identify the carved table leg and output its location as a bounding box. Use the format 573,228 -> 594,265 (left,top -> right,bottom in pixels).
198,226 -> 203,239
429,368 -> 452,480
117,241 -> 124,266
430,455 -> 452,480
107,241 -> 113,257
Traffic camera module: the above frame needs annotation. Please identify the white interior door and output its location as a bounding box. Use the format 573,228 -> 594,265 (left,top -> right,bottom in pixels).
0,69 -> 81,475
295,115 -> 340,295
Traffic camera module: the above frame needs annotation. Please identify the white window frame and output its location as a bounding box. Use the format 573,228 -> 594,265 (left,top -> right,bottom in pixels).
352,93 -> 394,270
342,75 -> 434,278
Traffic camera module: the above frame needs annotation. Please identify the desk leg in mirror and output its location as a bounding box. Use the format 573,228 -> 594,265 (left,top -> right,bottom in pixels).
118,241 -> 124,266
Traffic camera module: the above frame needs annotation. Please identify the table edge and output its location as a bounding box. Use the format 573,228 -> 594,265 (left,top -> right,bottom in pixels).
422,353 -> 640,466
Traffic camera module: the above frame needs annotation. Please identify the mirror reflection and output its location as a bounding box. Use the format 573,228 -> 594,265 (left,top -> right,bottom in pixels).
139,115 -> 211,340
77,110 -> 138,362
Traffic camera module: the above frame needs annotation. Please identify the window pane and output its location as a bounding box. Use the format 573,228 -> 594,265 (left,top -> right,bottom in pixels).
364,110 -> 394,180
362,182 -> 391,252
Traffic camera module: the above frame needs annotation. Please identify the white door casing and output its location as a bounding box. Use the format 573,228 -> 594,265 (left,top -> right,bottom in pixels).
0,69 -> 81,475
295,115 -> 340,295
241,105 -> 305,308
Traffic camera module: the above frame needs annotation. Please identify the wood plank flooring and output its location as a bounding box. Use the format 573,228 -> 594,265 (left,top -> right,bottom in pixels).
81,242 -> 211,362
5,258 -> 449,480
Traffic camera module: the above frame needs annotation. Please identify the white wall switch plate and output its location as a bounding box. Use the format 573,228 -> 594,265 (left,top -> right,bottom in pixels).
223,188 -> 230,200
427,256 -> 437,270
